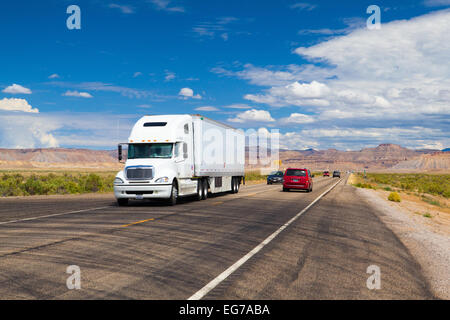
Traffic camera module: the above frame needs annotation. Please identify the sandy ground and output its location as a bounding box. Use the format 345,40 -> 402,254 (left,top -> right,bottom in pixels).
357,187 -> 450,299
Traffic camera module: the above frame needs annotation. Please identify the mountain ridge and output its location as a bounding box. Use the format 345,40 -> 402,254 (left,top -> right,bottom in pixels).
0,144 -> 447,171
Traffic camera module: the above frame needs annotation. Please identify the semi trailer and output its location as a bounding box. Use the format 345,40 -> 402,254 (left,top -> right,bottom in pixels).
114,114 -> 245,206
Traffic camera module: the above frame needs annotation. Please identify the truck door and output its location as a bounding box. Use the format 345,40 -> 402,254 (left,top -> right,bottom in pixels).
177,123 -> 194,178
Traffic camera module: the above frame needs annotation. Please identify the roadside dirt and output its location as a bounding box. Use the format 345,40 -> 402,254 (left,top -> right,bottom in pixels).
356,187 -> 450,299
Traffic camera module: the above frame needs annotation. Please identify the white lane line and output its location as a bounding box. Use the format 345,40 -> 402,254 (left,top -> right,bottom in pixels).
0,206 -> 109,226
188,178 -> 343,300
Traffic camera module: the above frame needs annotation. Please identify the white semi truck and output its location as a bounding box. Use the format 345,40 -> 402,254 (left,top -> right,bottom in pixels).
114,114 -> 245,205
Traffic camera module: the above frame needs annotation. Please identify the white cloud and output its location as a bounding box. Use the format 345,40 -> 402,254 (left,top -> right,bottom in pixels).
216,10 -> 450,149
290,2 -> 317,11
298,17 -> 365,36
149,0 -> 184,12
108,4 -> 135,14
2,84 -> 32,94
195,106 -> 219,111
48,74 -> 60,79
280,113 -> 315,124
49,81 -> 164,100
211,63 -> 335,86
279,131 -> 319,150
165,71 -> 176,81
228,109 -> 275,123
133,72 -> 143,78
192,17 -> 239,40
0,98 -> 39,113
63,91 -> 93,98
276,127 -> 449,151
275,81 -> 330,98
245,81 -> 331,107
242,11 -> 450,119
290,9 -> 450,120
0,112 -> 137,149
179,87 -> 202,99
0,113 -> 58,148
223,104 -> 253,109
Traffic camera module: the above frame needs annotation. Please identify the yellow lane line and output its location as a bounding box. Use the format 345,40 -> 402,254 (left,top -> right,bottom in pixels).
211,201 -> 224,205
121,218 -> 154,227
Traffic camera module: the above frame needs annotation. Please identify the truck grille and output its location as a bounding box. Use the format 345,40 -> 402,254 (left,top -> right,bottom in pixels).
126,167 -> 153,180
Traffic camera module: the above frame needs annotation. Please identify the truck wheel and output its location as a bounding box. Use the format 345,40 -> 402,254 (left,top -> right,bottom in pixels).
169,183 -> 178,206
202,179 -> 208,200
231,177 -> 237,194
283,187 -> 289,192
235,178 -> 240,193
196,179 -> 203,201
117,198 -> 128,206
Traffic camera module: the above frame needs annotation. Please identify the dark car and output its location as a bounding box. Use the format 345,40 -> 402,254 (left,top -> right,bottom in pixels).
333,170 -> 341,178
267,171 -> 284,184
283,168 -> 313,192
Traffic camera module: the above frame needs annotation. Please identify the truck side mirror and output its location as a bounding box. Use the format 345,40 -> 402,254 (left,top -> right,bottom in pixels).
118,144 -> 123,162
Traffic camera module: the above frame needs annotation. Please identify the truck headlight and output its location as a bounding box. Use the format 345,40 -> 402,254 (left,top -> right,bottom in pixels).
155,177 -> 169,183
114,177 -> 124,185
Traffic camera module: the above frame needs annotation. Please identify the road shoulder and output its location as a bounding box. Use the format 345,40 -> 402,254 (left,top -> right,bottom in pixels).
357,187 -> 450,299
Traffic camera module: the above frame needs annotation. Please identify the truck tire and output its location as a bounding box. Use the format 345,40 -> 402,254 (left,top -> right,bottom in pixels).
117,198 -> 128,206
196,179 -> 203,201
283,187 -> 289,192
235,178 -> 240,193
202,179 -> 208,200
169,182 -> 178,206
231,177 -> 237,194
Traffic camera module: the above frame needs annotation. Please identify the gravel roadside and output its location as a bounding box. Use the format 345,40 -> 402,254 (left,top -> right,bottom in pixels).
357,187 -> 450,299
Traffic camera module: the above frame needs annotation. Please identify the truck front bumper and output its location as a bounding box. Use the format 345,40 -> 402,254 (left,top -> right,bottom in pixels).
114,184 -> 172,200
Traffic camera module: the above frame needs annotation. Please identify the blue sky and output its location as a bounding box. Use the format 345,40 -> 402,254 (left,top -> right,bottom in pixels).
0,0 -> 449,150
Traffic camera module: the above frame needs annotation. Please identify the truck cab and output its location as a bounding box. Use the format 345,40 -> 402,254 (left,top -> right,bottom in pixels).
114,115 -> 244,206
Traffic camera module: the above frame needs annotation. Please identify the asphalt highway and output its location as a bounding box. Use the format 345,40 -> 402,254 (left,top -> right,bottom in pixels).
0,176 -> 434,299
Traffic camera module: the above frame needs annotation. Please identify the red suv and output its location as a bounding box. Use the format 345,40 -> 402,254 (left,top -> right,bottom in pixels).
283,168 -> 313,192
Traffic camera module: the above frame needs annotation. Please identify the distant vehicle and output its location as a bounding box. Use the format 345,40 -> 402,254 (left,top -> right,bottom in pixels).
323,171 -> 330,177
333,170 -> 341,178
267,171 -> 284,184
114,114 -> 245,206
283,168 -> 313,192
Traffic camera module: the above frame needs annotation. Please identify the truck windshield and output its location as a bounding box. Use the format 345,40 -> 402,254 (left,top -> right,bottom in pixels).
128,143 -> 173,159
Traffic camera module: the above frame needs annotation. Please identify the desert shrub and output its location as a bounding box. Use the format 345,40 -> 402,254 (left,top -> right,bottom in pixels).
245,171 -> 267,181
388,192 -> 401,202
0,172 -> 115,197
421,195 -> 441,207
354,182 -> 375,189
0,174 -> 25,196
357,173 -> 449,198
23,175 -> 50,195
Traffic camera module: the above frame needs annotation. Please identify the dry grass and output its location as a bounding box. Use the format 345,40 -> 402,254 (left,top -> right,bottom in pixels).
349,173 -> 450,235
